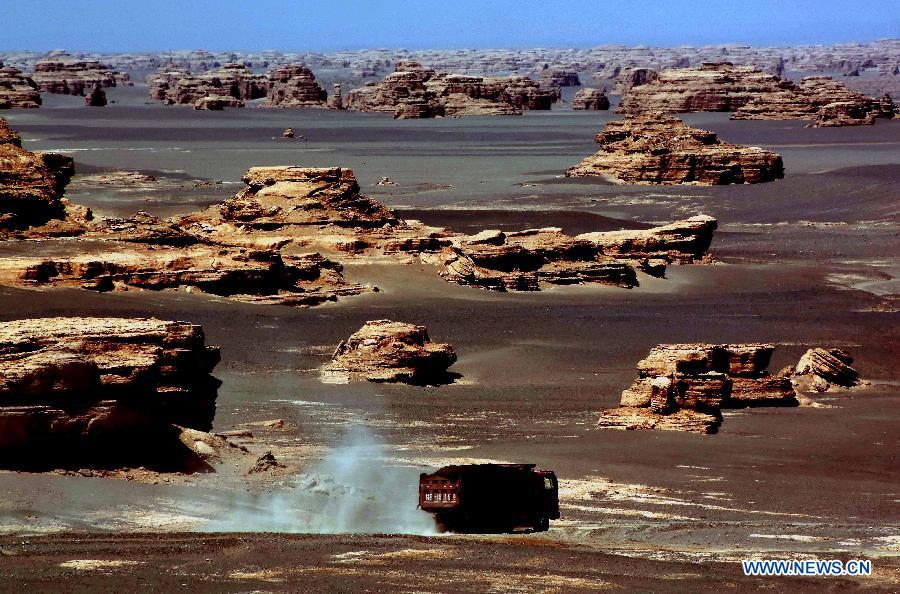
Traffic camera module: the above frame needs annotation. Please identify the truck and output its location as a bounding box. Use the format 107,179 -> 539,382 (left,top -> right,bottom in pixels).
418,464 -> 559,533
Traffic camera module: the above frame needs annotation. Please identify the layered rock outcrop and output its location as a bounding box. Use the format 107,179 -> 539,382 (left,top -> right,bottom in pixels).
345,61 -> 555,118
210,166 -> 398,228
565,113 -> 784,185
794,348 -> 860,391
264,64 -> 328,107
0,117 -> 86,233
615,62 -> 892,126
0,62 -> 42,108
598,343 -> 797,434
732,76 -> 894,126
148,63 -> 269,106
31,56 -> 129,96
617,62 -> 798,114
0,148 -> 718,303
422,215 -> 716,292
323,320 -> 457,384
0,246 -> 368,307
571,88 -> 610,110
0,317 -> 221,469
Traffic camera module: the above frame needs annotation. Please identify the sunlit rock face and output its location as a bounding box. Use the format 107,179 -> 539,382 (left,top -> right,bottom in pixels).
0,317 -> 221,469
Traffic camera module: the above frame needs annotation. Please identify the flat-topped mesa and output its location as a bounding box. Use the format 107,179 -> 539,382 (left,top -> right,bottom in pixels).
571,88 -> 610,110
147,63 -> 269,106
323,320 -> 457,384
732,76 -> 894,126
1,244 -> 370,308
345,61 -> 555,118
565,113 -> 784,185
598,343 -> 798,434
617,62 -> 795,114
0,117 -> 88,235
422,215 -> 716,292
31,56 -> 129,96
0,317 -> 221,469
264,64 -> 328,108
0,62 -> 42,108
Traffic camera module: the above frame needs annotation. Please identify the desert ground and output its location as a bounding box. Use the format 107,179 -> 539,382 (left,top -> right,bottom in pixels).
0,81 -> 897,591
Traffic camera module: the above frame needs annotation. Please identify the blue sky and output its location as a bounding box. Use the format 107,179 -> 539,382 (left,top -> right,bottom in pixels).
3,0 -> 897,52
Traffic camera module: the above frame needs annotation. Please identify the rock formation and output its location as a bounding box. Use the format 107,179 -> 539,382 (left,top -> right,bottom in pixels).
571,88 -> 610,110
575,215 -> 717,264
617,62 -> 799,114
598,343 -> 797,434
84,84 -> 107,106
264,64 -> 328,107
615,62 -> 892,126
0,62 -> 42,108
0,117 -> 87,233
210,166 -> 398,228
193,96 -> 245,110
0,242 -> 369,307
323,320 -> 457,384
0,141 -> 720,305
0,317 -> 221,469
345,61 -> 555,118
732,76 -> 894,126
147,63 -> 269,106
422,215 -> 717,292
794,348 -> 860,391
612,68 -> 658,96
328,83 -> 345,109
539,68 -> 580,88
565,113 -> 784,185
31,56 -> 128,96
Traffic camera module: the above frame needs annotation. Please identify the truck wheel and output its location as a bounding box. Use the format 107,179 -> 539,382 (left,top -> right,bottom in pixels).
533,515 -> 549,532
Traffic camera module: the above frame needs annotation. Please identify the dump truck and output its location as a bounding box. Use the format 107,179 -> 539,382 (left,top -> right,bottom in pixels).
419,464 -> 559,532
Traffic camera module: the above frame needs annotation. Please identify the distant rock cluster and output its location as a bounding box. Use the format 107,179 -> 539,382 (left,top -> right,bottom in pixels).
566,112 -> 784,184
148,62 -> 269,108
617,62 -> 895,126
345,61 -> 557,118
30,54 -> 129,96
732,75 -> 895,126
0,62 -> 41,108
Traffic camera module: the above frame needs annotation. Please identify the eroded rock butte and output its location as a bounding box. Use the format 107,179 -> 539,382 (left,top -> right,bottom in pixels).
565,113 -> 784,185
323,320 -> 457,384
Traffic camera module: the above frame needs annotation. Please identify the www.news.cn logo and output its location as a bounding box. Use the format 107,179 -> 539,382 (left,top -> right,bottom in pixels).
742,559 -> 872,576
